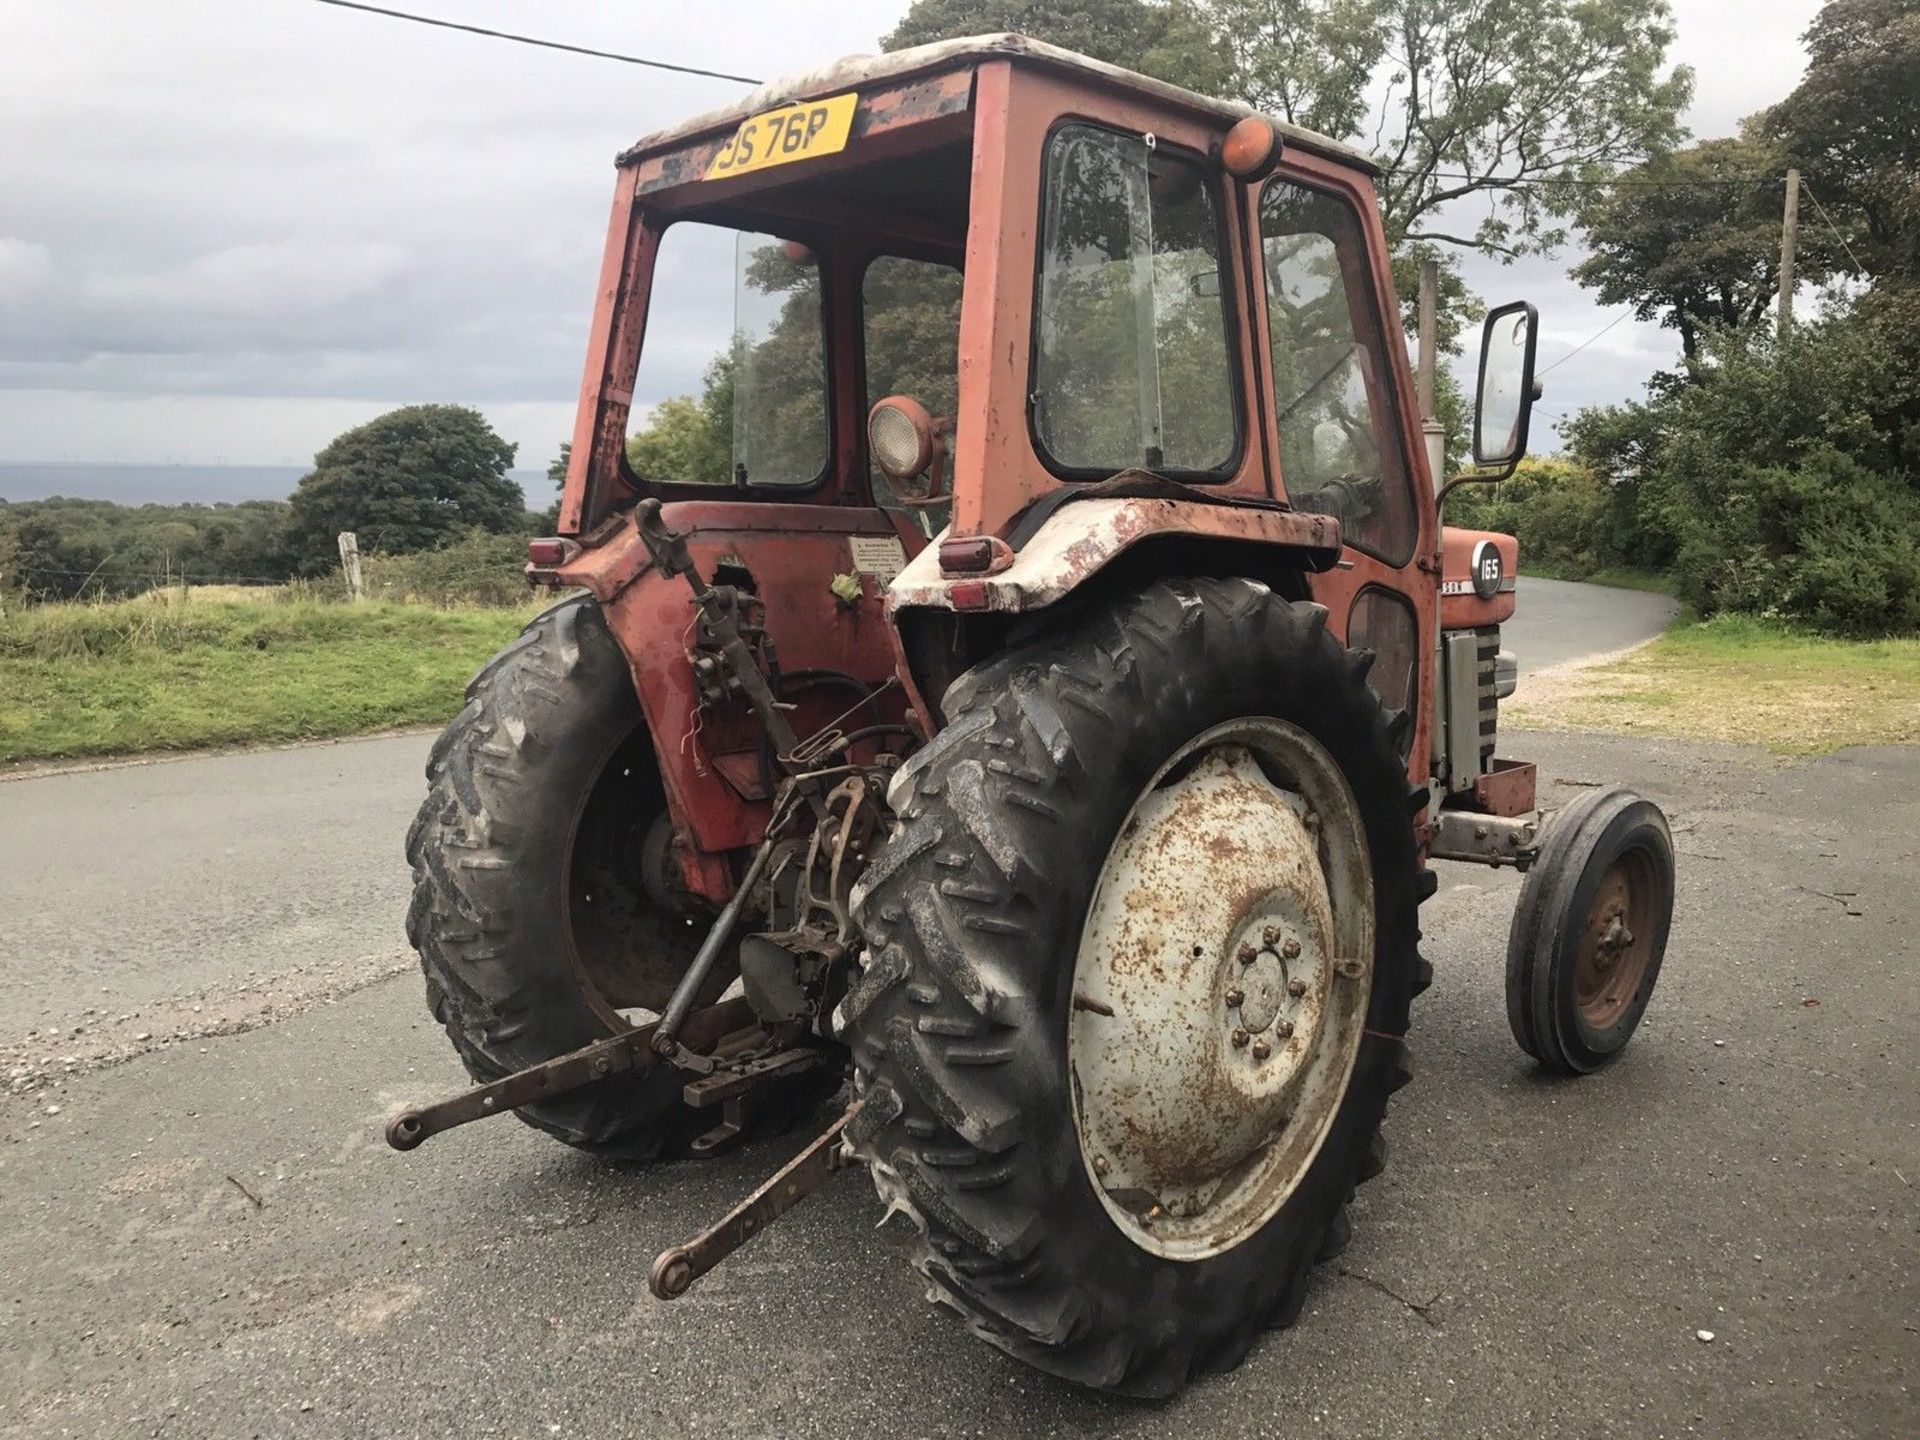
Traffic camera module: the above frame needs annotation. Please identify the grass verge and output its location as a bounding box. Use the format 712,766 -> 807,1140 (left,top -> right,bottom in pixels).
1508,613 -> 1920,754
0,595 -> 538,764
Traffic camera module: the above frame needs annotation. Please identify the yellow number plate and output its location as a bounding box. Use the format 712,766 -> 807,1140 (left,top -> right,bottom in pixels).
706,92 -> 858,180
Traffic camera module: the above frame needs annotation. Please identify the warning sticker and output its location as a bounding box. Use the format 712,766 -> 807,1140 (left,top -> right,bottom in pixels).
849,535 -> 908,580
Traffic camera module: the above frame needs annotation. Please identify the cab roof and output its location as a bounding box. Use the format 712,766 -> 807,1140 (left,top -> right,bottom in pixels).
614,32 -> 1376,175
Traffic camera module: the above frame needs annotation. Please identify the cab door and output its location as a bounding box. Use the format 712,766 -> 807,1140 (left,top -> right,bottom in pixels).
1248,162 -> 1437,777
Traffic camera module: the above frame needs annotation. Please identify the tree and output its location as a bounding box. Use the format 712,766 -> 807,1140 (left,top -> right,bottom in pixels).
627,353 -> 736,483
0,496 -> 297,600
535,443 -> 570,530
1767,0 -> 1920,285
1210,0 -> 1693,260
887,0 -> 1692,349
1572,134 -> 1802,361
884,0 -> 1233,91
284,405 -> 521,571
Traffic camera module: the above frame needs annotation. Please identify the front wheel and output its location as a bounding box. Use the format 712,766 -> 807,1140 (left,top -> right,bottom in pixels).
838,578 -> 1425,1396
1505,787 -> 1675,1073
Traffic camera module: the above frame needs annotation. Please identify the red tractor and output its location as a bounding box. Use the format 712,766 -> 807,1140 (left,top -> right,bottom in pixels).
390,34 -> 1676,1396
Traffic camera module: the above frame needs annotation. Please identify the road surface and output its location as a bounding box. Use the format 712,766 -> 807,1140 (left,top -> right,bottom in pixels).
1503,575 -> 1679,675
5,581 -> 1914,1439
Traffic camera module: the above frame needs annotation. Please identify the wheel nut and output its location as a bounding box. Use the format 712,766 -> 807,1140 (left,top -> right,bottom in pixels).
1251,1039 -> 1271,1060
1262,925 -> 1280,947
1282,938 -> 1301,960
1231,1028 -> 1250,1048
1237,943 -> 1256,965
1225,988 -> 1245,1008
1275,1019 -> 1295,1039
1093,1155 -> 1109,1176
1287,978 -> 1307,998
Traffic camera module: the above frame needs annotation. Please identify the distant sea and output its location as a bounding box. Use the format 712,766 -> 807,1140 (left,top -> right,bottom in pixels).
0,461 -> 547,508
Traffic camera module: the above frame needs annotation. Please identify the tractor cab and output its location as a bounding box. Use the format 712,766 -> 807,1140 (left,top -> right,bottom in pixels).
540,34 -> 1542,843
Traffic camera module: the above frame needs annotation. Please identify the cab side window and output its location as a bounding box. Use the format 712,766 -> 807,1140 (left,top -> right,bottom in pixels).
1259,180 -> 1416,564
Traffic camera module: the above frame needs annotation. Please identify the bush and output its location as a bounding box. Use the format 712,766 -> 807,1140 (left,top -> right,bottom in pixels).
358,528 -> 534,607
1640,299 -> 1920,635
1445,456 -> 1641,578
1666,447 -> 1920,635
1554,288 -> 1920,635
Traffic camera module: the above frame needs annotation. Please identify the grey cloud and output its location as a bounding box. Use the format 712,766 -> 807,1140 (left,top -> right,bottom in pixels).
0,0 -> 1823,464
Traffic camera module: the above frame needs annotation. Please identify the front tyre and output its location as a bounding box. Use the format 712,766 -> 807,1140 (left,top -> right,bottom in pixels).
838,579 -> 1424,1395
1505,787 -> 1675,1074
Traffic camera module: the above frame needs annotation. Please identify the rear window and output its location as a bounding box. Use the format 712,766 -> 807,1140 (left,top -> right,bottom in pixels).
863,254 -> 962,521
627,222 -> 828,488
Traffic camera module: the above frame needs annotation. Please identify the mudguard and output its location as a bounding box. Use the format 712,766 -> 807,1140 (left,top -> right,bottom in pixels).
887,497 -> 1343,615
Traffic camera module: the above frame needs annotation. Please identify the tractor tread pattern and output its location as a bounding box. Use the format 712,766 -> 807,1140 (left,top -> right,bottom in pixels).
404,594 -> 704,1158
840,578 -> 1425,1396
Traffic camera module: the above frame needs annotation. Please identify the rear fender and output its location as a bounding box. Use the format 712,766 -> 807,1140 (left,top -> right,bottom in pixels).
888,497 -> 1342,725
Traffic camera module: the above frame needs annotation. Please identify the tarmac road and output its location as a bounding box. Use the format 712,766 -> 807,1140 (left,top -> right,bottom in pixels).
1501,575 -> 1679,674
4,585 -> 1915,1438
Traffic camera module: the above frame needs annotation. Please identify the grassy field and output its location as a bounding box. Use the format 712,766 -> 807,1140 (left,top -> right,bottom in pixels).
1509,612 -> 1920,753
0,592 -> 538,764
6,581 -> 1914,767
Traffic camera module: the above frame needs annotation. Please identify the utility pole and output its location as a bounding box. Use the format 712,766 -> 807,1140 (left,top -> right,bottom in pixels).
1416,258 -> 1446,488
1778,167 -> 1801,337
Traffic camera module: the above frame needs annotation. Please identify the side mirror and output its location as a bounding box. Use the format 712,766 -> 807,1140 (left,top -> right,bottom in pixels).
1472,301 -> 1539,468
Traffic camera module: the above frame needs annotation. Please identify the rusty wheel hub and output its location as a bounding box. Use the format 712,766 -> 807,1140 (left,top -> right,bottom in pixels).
1068,719 -> 1375,1261
1574,855 -> 1656,1029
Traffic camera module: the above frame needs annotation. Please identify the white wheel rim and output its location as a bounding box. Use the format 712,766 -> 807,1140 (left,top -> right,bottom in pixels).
1068,718 -> 1375,1261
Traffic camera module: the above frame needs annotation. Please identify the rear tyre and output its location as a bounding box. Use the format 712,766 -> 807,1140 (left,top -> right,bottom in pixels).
838,578 -> 1423,1396
405,594 -> 723,1158
1505,787 -> 1675,1074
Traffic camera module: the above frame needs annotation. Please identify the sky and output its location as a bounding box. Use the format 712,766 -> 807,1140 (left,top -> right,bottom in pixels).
0,0 -> 1827,473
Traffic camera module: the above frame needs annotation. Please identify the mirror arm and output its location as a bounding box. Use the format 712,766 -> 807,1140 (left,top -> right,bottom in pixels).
1435,457 -> 1519,517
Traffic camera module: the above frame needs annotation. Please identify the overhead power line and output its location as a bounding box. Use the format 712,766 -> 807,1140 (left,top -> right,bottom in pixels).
302,0 -> 763,84
277,14 -> 1791,204
1389,169 -> 1769,190
1800,182 -> 1868,276
1536,308 -> 1635,379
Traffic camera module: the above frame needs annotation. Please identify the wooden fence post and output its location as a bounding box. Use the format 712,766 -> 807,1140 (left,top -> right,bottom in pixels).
337,531 -> 366,602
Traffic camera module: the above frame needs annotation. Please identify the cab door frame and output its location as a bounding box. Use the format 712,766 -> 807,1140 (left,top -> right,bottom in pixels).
1241,151 -> 1441,785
